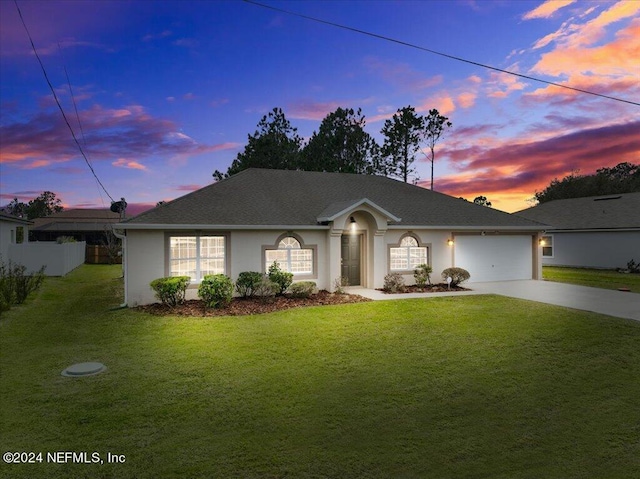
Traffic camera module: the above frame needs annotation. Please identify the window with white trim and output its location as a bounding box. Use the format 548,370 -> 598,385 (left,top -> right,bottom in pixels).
169,235 -> 225,280
541,235 -> 553,258
390,236 -> 428,271
265,236 -> 313,274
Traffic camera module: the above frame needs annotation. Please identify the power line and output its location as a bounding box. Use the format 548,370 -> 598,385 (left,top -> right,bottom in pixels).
14,0 -> 116,202
243,0 -> 640,107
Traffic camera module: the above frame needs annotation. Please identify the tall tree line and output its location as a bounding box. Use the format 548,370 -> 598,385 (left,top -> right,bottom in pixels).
534,162 -> 640,203
213,106 -> 452,188
4,191 -> 63,220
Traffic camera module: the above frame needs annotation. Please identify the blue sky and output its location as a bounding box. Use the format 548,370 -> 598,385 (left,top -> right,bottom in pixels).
1,0 -> 638,214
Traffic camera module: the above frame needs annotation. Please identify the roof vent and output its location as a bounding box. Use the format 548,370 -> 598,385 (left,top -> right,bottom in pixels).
593,196 -> 622,202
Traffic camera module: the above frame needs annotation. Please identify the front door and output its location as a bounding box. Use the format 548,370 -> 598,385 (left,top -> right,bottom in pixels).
341,234 -> 361,286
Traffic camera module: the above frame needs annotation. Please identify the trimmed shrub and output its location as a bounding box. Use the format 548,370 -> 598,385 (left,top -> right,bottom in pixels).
198,274 -> 234,309
254,277 -> 278,300
268,261 -> 294,295
236,271 -> 263,298
414,263 -> 433,287
384,272 -> 405,293
441,267 -> 470,287
289,281 -> 316,298
150,276 -> 190,307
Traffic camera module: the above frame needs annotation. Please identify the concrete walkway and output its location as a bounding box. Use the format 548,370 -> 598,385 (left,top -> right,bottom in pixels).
349,281 -> 640,322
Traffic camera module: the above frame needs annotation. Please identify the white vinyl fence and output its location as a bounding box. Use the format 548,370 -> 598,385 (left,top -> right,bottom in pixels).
8,241 -> 86,276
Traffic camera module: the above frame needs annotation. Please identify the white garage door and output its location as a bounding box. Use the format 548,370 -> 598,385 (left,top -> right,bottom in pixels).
455,235 -> 533,282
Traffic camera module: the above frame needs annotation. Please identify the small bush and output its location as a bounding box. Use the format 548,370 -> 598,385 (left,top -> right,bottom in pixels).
236,271 -> 264,298
254,277 -> 278,300
441,267 -> 470,287
150,276 -> 190,307
289,281 -> 316,298
198,274 -> 234,309
333,276 -> 349,294
268,261 -> 294,295
414,263 -> 432,288
0,259 -> 46,312
384,272 -> 405,293
627,259 -> 640,274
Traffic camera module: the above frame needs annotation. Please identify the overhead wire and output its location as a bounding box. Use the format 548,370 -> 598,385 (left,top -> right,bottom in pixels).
243,0 -> 639,107
14,0 -> 116,203
59,43 -> 107,209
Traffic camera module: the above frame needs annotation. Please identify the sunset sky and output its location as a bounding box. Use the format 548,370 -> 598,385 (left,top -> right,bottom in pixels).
1,0 -> 638,215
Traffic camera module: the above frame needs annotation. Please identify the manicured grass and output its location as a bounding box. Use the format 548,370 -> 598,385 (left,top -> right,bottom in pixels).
544,265 -> 640,293
2,265 -> 640,478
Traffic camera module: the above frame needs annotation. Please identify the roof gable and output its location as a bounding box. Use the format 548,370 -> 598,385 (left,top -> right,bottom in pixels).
316,198 -> 401,223
122,169 -> 543,230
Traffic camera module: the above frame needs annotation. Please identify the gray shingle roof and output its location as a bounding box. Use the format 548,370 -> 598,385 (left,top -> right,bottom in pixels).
0,212 -> 32,225
515,192 -> 640,230
33,209 -> 123,232
123,169 -> 543,229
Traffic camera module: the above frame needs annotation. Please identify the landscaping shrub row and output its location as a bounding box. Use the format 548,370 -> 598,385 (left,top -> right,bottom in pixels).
150,262 -> 317,309
383,265 -> 470,293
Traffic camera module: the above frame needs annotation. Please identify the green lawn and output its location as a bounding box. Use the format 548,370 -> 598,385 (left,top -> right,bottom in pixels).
543,266 -> 640,293
2,265 -> 640,478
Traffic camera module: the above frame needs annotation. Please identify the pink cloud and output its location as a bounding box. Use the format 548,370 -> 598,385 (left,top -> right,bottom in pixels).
112,158 -> 147,171
0,104 -> 239,170
417,93 -> 455,116
486,71 -> 527,99
532,18 -> 640,78
457,92 -> 477,109
522,0 -> 576,20
434,120 -> 640,208
288,100 -> 343,121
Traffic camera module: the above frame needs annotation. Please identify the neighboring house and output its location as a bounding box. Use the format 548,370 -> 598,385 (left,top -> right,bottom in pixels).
515,192 -> 640,269
116,168 -> 546,306
31,208 -> 123,244
0,212 -> 32,262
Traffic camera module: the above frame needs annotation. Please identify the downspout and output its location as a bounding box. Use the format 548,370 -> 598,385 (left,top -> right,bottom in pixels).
113,228 -> 128,307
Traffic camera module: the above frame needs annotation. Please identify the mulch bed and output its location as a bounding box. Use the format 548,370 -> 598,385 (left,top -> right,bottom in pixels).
135,290 -> 372,317
377,283 -> 471,294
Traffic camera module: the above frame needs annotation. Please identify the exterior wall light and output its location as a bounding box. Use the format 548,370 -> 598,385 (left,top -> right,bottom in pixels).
539,238 -> 546,246
447,239 -> 454,246
350,216 -> 357,232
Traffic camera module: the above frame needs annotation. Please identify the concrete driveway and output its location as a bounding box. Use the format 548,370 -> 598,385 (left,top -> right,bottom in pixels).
470,280 -> 640,322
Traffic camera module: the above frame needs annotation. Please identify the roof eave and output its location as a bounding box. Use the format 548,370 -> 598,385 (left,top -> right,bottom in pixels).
115,223 -> 331,231
387,224 -> 546,232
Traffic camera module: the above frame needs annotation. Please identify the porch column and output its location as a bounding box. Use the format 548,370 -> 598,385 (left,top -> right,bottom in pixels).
327,228 -> 343,292
372,228 -> 387,289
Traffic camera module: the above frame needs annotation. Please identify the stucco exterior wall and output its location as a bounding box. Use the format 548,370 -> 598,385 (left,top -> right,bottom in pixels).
125,225 -> 540,306
125,230 -> 166,306
543,230 -> 640,269
383,230 -> 452,286
230,229 -> 329,288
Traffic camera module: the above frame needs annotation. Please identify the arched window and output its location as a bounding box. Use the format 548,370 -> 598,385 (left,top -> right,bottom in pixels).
389,235 -> 428,271
265,236 -> 313,274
